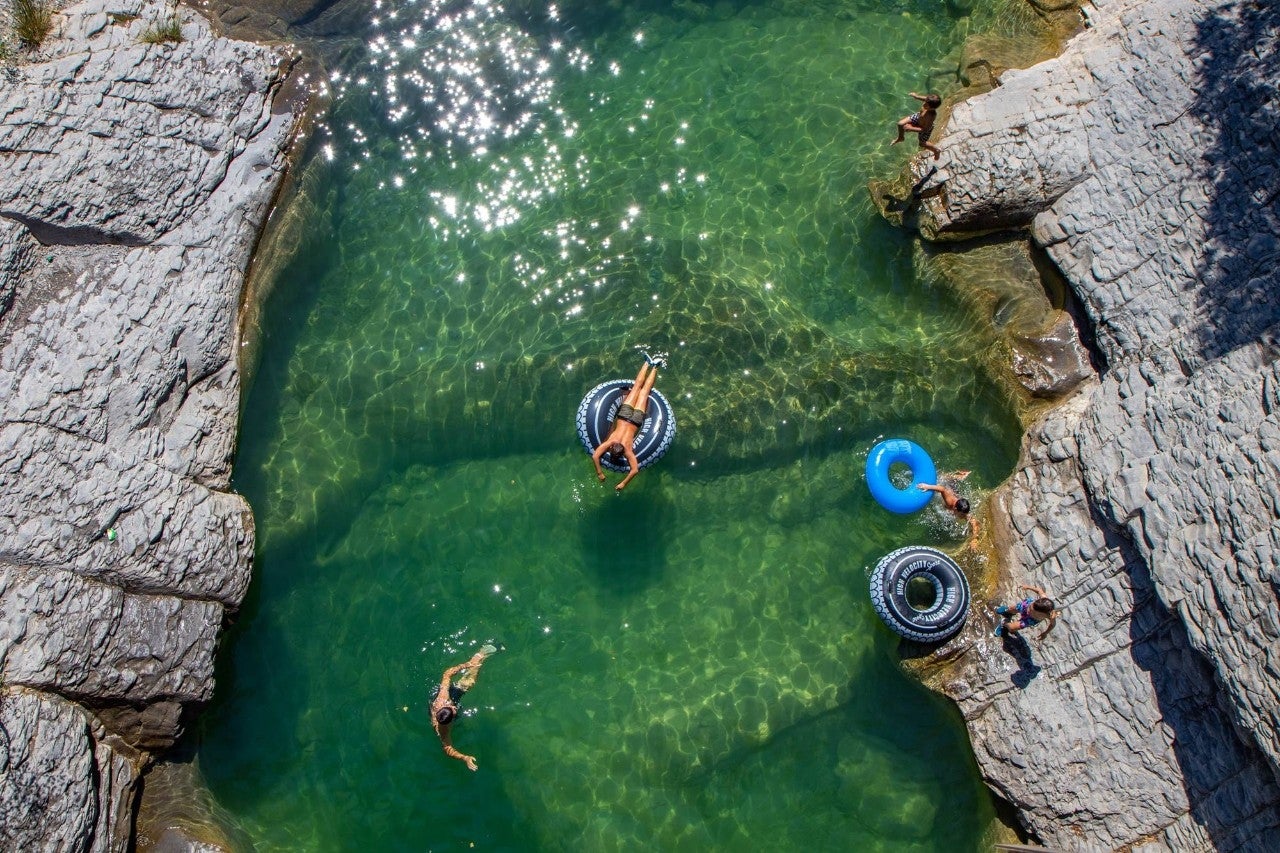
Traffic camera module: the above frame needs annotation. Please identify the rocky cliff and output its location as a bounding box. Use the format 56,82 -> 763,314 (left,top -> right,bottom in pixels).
0,1 -> 299,848
912,0 -> 1280,849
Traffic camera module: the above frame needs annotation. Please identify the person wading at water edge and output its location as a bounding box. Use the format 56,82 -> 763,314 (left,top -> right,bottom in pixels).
591,352 -> 666,492
432,644 -> 500,771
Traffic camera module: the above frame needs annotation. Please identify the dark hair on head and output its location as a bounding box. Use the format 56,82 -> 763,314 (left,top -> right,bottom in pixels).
435,705 -> 456,725
1034,597 -> 1055,613
925,94 -> 942,108
955,498 -> 971,514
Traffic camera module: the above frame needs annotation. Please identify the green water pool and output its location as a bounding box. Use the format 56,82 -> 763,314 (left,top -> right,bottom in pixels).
198,1 -> 1033,849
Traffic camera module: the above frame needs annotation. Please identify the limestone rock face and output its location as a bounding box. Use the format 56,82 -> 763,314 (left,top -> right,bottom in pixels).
0,12 -> 283,247
0,687 -> 140,853
920,0 -> 1280,848
954,394 -> 1280,851
0,1 -> 300,848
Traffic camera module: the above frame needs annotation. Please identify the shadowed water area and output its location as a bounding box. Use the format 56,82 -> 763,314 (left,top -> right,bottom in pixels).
198,0 -> 1036,848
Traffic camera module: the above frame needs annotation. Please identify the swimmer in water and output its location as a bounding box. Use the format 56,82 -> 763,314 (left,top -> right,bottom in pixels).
590,353 -> 665,492
431,644 -> 500,771
918,474 -> 980,549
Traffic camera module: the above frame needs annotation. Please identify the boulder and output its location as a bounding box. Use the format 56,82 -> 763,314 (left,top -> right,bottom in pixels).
0,687 -> 141,853
1009,310 -> 1095,398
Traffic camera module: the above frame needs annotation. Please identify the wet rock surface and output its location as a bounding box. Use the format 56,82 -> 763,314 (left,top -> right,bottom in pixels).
919,0 -> 1280,848
1008,310 -> 1094,398
0,0 -> 299,847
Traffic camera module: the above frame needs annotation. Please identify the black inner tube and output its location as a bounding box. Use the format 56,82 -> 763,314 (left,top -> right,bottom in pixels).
869,546 -> 970,642
576,379 -> 677,473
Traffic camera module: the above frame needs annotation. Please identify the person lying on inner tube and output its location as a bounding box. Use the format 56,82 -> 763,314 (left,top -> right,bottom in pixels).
591,353 -> 664,492
918,474 -> 980,549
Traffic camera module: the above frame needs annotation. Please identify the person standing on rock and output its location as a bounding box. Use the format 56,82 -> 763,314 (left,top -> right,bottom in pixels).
891,92 -> 942,160
994,586 -> 1059,639
431,644 -> 500,771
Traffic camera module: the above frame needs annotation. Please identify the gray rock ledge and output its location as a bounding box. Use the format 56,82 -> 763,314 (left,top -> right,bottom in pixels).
0,0 -> 301,848
915,0 -> 1280,849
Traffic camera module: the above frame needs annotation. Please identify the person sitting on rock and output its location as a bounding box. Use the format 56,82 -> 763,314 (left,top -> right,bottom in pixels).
994,586 -> 1059,639
432,644 -> 500,771
591,353 -> 665,492
918,474 -> 980,549
891,92 -> 942,160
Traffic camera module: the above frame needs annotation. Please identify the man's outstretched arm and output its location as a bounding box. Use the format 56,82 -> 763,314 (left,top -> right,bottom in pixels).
590,444 -> 609,481
438,727 -> 478,771
967,517 -> 981,550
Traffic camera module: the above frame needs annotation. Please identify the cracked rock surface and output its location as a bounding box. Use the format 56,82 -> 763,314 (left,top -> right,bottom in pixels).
917,0 -> 1280,849
0,1 -> 299,848
0,687 -> 140,853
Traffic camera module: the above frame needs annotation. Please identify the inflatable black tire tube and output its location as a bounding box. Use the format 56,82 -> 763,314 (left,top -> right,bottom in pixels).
869,546 -> 970,642
576,379 -> 677,473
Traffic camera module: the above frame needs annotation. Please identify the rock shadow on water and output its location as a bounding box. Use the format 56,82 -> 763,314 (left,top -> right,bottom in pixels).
579,490 -> 670,597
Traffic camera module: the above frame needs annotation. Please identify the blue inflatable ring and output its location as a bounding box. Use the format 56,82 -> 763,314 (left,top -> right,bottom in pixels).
865,439 -> 937,514
576,379 -> 677,473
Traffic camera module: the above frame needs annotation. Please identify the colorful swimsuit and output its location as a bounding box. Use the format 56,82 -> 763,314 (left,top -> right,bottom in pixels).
1013,598 -> 1040,627
995,598 -> 1040,633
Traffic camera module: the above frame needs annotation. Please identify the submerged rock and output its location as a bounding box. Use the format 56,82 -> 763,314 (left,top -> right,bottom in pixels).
907,0 -> 1280,848
922,236 -> 1096,405
0,0 -> 303,847
1008,310 -> 1094,398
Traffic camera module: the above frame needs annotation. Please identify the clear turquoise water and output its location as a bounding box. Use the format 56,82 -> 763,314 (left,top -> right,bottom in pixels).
199,1 -> 1026,849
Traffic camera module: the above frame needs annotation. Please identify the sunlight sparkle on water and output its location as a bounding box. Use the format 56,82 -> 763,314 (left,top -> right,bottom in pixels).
306,0 -> 706,330
318,0 -> 595,236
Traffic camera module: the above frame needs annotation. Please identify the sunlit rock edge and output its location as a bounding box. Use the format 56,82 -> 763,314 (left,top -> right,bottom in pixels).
0,1 -> 302,849
899,0 -> 1280,849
